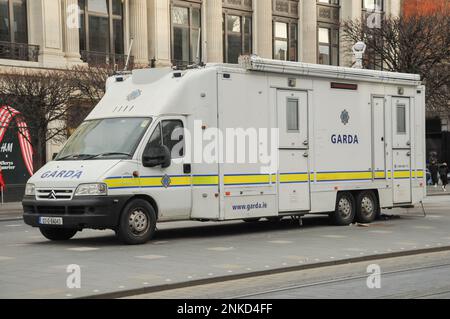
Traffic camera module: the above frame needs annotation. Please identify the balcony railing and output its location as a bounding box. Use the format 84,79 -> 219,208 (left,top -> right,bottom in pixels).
80,50 -> 134,69
0,41 -> 40,62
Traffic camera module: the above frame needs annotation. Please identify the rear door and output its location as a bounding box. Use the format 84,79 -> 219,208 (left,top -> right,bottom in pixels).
277,90 -> 310,213
392,97 -> 412,204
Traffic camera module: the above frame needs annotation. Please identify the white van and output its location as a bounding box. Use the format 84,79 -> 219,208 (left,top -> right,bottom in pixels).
23,56 -> 426,244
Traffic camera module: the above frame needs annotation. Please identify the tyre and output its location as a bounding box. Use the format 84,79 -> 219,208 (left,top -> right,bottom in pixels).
39,228 -> 77,241
330,192 -> 355,226
266,216 -> 283,223
117,199 -> 156,245
355,191 -> 378,224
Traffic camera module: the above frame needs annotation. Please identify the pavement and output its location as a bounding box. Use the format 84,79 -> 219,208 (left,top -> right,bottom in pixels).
0,196 -> 450,299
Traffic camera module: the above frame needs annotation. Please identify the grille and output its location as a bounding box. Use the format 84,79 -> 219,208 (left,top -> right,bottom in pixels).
36,206 -> 66,215
36,189 -> 74,201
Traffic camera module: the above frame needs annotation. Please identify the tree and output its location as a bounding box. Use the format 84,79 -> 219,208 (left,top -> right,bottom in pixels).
342,12 -> 450,115
0,69 -> 77,169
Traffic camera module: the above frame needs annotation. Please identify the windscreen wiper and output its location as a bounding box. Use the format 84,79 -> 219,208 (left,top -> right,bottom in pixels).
87,152 -> 132,159
56,154 -> 94,161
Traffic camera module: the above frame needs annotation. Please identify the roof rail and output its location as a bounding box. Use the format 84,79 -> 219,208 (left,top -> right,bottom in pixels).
239,55 -> 421,86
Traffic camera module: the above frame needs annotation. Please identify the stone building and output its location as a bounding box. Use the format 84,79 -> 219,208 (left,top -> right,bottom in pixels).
0,0 -> 402,161
0,0 -> 402,70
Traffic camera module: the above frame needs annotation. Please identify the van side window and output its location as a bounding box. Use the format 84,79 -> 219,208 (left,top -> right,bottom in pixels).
396,105 -> 406,134
147,123 -> 162,148
286,98 -> 299,132
162,120 -> 185,158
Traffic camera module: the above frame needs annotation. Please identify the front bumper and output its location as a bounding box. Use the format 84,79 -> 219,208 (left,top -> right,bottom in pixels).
22,195 -> 132,230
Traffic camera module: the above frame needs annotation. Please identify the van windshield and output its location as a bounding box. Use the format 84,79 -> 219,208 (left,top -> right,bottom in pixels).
56,117 -> 152,161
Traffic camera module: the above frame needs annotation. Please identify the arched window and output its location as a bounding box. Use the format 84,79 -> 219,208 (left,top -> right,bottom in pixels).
78,0 -> 125,65
0,0 -> 27,43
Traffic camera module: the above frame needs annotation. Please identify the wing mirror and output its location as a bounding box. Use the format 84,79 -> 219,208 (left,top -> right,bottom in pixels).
142,145 -> 171,168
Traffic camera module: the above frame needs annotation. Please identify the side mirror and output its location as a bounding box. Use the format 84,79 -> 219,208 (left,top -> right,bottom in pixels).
142,145 -> 171,168
52,153 -> 58,160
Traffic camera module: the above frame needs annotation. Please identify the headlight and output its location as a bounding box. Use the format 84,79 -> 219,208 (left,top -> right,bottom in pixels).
75,183 -> 107,196
25,184 -> 35,196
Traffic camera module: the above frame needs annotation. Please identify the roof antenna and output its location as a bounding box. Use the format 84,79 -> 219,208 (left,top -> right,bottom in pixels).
352,41 -> 366,69
124,37 -> 134,72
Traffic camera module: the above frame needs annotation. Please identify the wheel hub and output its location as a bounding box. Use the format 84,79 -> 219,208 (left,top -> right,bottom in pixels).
361,196 -> 374,216
129,209 -> 149,234
338,197 -> 352,218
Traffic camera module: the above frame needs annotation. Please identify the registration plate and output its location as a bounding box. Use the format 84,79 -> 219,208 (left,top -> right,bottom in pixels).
39,217 -> 63,226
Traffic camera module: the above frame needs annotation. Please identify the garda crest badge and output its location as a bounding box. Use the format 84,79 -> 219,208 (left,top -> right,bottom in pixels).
340,110 -> 350,125
161,175 -> 172,188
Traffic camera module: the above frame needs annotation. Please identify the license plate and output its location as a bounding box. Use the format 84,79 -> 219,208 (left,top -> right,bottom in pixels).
39,217 -> 63,226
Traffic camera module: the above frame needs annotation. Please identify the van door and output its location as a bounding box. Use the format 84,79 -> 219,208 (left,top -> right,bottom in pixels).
372,96 -> 386,180
139,117 -> 192,220
392,97 -> 412,204
277,90 -> 310,213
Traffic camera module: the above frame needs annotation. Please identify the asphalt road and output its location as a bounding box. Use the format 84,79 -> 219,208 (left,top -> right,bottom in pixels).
1,196 -> 450,299
129,251 -> 450,299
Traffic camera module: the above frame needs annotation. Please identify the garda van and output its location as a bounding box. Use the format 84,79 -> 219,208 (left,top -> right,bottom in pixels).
22,56 -> 426,245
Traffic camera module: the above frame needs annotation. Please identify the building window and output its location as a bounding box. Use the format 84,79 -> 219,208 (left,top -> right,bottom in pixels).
362,0 -> 384,70
78,0 -> 124,55
318,27 -> 339,65
362,0 -> 383,11
317,0 -> 340,66
273,21 -> 297,61
222,0 -> 252,64
0,0 -> 27,43
223,13 -> 252,63
272,0 -> 298,62
318,0 -> 339,4
171,1 -> 201,66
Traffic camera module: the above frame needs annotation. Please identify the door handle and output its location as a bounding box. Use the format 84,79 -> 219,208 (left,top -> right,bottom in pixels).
303,152 -> 309,158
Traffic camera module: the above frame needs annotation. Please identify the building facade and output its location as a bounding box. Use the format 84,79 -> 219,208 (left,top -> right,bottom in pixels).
0,0 -> 402,71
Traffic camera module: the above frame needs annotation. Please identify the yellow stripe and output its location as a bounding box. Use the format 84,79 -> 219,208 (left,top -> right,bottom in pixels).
374,171 -> 385,179
224,175 -> 272,185
393,171 -> 411,179
279,173 -> 309,183
192,175 -> 219,186
317,172 -> 373,181
105,178 -> 140,188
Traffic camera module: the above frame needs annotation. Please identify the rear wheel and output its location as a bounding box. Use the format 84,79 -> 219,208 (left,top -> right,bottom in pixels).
330,192 -> 355,226
266,217 -> 283,223
355,191 -> 378,224
39,228 -> 77,241
117,199 -> 156,245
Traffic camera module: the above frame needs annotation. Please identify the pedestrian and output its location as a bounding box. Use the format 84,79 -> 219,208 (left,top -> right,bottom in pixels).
439,163 -> 448,191
429,152 -> 439,187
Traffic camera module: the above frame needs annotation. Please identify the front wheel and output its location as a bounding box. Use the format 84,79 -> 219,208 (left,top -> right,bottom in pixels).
39,228 -> 78,241
330,192 -> 355,226
117,199 -> 156,245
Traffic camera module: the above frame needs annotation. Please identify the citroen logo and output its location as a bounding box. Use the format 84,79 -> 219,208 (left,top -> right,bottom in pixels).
48,190 -> 57,200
